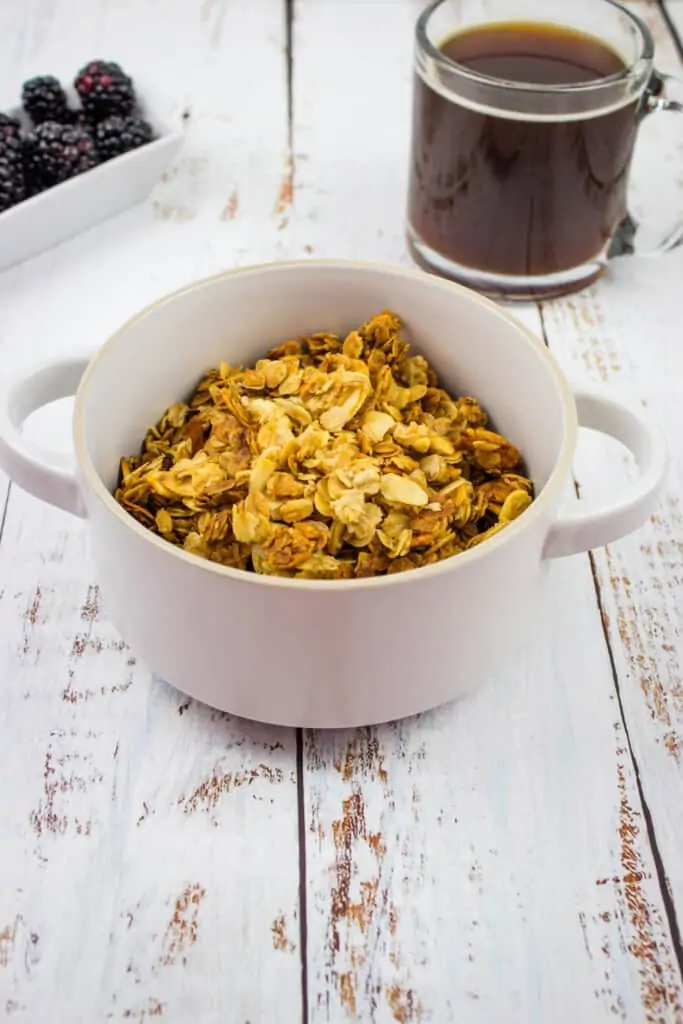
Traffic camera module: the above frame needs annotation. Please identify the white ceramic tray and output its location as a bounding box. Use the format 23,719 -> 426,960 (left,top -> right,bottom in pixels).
0,86 -> 184,272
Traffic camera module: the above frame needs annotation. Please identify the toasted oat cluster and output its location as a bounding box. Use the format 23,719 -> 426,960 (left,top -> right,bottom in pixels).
114,311 -> 533,578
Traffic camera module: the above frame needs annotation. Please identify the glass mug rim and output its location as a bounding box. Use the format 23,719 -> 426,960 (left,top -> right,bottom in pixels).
416,0 -> 655,98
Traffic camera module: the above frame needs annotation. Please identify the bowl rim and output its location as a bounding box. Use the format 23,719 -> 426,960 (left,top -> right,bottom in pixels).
74,258 -> 578,592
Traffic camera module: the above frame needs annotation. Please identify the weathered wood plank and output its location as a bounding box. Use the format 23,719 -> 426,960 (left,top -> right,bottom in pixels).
0,1 -> 301,1021
540,0 -> 683,940
287,0 -> 417,266
0,498 -> 300,1023
291,0 -> 683,1020
304,602 -> 683,1023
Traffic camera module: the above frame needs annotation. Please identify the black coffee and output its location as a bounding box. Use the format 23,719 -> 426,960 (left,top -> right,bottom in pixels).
408,22 -> 639,278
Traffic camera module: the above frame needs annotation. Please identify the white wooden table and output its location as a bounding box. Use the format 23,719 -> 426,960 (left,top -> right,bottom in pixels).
1,1 -> 683,1021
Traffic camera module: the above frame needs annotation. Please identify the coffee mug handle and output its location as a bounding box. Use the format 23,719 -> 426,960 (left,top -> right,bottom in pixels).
0,358 -> 89,518
543,387 -> 667,559
609,71 -> 683,259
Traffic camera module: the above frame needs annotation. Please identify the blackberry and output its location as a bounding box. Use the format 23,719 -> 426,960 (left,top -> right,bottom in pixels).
22,75 -> 70,125
24,121 -> 98,185
0,152 -> 25,212
0,132 -> 42,197
75,60 -> 135,121
0,133 -> 23,167
94,115 -> 153,161
22,146 -> 47,197
0,113 -> 21,141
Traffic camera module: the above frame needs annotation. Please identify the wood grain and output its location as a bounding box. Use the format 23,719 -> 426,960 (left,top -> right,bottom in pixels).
291,0 -> 683,1020
0,1 -> 302,1021
539,0 -> 683,973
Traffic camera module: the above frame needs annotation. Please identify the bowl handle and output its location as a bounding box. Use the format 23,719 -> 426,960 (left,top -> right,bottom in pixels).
543,386 -> 668,559
0,358 -> 89,518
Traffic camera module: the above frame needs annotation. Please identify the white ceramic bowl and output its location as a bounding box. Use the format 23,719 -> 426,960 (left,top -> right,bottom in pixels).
0,262 -> 667,727
0,87 -> 183,271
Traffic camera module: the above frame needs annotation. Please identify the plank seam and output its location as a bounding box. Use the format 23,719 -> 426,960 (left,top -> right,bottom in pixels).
587,549 -> 683,980
0,481 -> 12,545
659,1 -> 683,63
286,0 -> 295,174
296,729 -> 310,1024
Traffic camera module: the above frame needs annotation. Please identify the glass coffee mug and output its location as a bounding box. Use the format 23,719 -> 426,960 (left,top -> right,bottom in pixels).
407,0 -> 683,299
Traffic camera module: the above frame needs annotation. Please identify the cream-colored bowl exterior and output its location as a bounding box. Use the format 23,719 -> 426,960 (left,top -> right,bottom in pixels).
0,262 -> 667,726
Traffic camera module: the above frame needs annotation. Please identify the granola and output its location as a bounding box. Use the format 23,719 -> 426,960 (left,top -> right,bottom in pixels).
114,311 -> 534,578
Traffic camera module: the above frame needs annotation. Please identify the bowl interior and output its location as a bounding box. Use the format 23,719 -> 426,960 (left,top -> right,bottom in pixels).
77,263 -> 570,499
